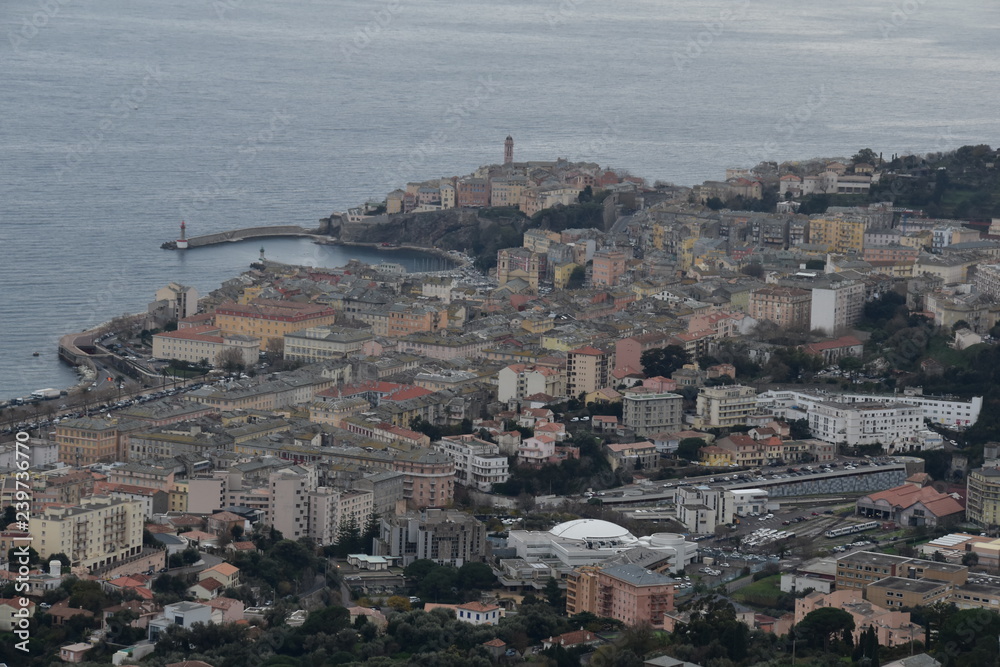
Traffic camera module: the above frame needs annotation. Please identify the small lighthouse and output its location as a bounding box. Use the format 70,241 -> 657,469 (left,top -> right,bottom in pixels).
176,221 -> 189,249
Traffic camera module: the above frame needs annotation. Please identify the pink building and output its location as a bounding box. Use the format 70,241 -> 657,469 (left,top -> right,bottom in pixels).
615,332 -> 672,373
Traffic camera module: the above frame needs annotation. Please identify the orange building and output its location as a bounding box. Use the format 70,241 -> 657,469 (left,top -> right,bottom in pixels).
592,248 -> 628,286
55,417 -> 136,466
386,303 -> 448,338
566,564 -> 675,627
214,299 -> 336,350
391,449 -> 456,509
748,286 -> 812,330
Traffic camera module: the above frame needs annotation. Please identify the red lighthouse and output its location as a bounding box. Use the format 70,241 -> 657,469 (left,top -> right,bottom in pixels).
176,221 -> 189,249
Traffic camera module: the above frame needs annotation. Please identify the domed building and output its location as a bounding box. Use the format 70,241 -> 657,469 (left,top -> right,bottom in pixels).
501,518 -> 697,588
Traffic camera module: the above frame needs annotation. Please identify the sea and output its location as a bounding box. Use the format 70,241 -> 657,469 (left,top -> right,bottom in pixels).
2,0 -> 999,400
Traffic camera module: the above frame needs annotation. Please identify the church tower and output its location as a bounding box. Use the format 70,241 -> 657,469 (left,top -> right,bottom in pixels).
504,135 -> 514,165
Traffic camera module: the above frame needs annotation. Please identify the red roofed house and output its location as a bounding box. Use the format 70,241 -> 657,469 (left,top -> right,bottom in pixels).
543,628 -> 603,650
199,563 -> 241,588
604,441 -> 657,472
188,576 -> 226,601
802,335 -> 864,364
856,483 -> 965,527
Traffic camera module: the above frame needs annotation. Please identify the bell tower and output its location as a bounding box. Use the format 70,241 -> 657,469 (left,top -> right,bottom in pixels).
504,135 -> 514,165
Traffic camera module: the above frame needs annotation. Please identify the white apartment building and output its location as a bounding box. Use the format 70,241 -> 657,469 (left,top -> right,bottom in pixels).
153,283 -> 199,320
728,488 -> 769,517
676,485 -> 734,534
973,263 -> 1000,302
622,389 -> 683,436
269,466 -> 319,540
497,363 -> 565,403
308,487 -> 374,545
29,496 -> 144,570
808,401 -> 923,449
433,435 -> 509,492
152,325 -> 259,367
694,385 -> 758,429
758,389 -> 982,429
810,280 -> 865,335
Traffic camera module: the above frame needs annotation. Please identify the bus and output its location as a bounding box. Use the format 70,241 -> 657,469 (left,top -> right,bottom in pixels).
824,521 -> 880,539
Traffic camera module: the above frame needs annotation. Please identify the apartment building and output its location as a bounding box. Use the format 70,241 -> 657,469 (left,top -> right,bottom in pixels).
807,401 -> 923,448
214,299 -> 337,350
566,564 -> 675,627
748,286 -> 812,330
392,449 -> 456,509
307,487 -> 374,545
374,509 -> 486,566
810,280 -> 866,335
151,283 -> 200,321
29,496 -> 144,570
621,388 -> 683,436
56,417 -> 138,466
614,332 -> 673,373
676,485 -> 734,534
497,363 -> 565,403
592,248 -> 628,286
433,435 -> 509,492
566,346 -> 615,396
693,385 -> 757,429
966,467 -> 1000,528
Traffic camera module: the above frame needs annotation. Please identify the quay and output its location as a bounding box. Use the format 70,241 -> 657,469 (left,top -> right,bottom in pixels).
161,225 -> 322,250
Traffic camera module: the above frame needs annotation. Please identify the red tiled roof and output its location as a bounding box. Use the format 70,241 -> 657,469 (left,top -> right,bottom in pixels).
863,484 -> 964,518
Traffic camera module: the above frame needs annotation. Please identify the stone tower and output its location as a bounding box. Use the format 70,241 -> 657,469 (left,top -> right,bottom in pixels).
504,135 -> 514,165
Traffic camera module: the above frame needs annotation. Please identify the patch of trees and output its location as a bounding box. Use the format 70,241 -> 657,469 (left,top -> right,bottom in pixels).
494,434 -> 619,497
401,560 -> 497,603
531,201 -> 607,233
640,345 -> 692,378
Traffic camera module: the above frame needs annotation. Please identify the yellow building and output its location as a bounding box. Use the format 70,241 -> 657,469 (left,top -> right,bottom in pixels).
169,481 -> 188,513
214,299 -> 337,350
29,496 -> 144,570
238,285 -> 265,305
809,217 -> 865,254
553,262 -> 580,289
700,445 -> 734,467
56,417 -> 128,466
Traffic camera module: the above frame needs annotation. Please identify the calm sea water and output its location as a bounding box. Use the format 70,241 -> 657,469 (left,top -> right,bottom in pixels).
2,0 -> 999,399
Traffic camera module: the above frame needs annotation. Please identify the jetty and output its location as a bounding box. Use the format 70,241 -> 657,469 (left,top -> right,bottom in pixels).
161,225 -> 320,250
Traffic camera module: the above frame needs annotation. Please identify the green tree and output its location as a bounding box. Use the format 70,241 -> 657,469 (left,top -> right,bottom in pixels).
796,607 -> 855,651
641,345 -> 692,377
544,576 -> 565,611
457,561 -> 496,591
566,265 -> 587,289
676,437 -> 707,462
852,148 -> 878,165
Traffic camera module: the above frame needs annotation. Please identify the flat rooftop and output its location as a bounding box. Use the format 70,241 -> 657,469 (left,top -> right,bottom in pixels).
869,577 -> 948,594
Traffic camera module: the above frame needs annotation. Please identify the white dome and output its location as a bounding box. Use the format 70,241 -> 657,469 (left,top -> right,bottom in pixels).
549,519 -> 635,542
